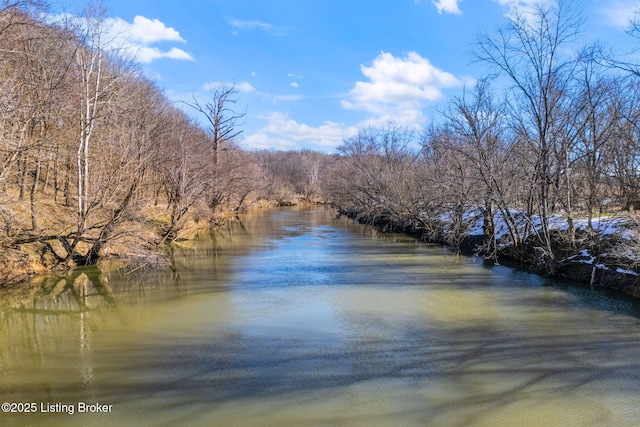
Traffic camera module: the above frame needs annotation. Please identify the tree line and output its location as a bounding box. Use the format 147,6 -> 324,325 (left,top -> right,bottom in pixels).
324,1 -> 640,276
0,1 -> 329,280
4,0 -> 640,283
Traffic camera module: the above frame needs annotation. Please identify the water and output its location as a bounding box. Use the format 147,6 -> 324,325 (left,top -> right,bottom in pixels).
1,207 -> 640,426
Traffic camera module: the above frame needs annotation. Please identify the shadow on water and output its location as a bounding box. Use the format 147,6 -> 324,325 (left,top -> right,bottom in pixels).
10,309 -> 638,426
479,258 -> 640,319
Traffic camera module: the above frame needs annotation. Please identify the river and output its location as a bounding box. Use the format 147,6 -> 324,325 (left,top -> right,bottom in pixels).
1,207 -> 640,426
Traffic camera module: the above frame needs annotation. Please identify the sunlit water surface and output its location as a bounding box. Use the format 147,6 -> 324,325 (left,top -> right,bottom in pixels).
2,208 -> 640,426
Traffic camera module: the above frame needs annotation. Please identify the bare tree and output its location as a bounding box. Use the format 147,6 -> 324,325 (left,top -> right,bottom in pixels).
71,2 -> 121,237
569,49 -> 624,231
474,0 -> 584,272
184,84 -> 246,169
328,124 -> 426,232
604,9 -> 640,77
0,3 -> 275,278
608,81 -> 640,209
443,79 -> 523,258
182,84 -> 247,213
158,116 -> 210,243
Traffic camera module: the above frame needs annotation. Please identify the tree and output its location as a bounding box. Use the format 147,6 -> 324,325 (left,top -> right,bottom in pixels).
184,84 -> 247,211
569,49 -> 624,231
0,2 -> 282,278
73,3 -> 116,236
474,0 -> 584,272
185,84 -> 246,170
608,81 -> 640,210
158,116 -> 210,244
328,124 -> 425,232
444,79 -> 521,258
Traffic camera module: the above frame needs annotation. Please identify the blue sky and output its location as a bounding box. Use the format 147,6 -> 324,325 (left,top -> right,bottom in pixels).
57,0 -> 640,152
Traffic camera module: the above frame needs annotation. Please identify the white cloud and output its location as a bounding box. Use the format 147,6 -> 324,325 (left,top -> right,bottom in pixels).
238,82 -> 257,93
121,15 -> 185,44
226,18 -> 293,36
287,73 -> 302,88
136,46 -> 193,63
433,0 -> 462,14
243,133 -> 297,151
227,18 -> 272,31
202,81 -> 256,93
491,0 -> 556,20
358,109 -> 429,130
273,94 -> 305,102
243,112 -> 358,151
92,15 -> 194,63
347,51 -> 461,104
341,51 -> 463,128
491,0 -> 543,8
597,1 -> 640,28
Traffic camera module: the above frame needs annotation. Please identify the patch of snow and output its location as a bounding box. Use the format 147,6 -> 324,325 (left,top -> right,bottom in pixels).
433,206 -> 636,247
616,267 -> 639,276
565,249 -> 593,262
571,216 -> 627,235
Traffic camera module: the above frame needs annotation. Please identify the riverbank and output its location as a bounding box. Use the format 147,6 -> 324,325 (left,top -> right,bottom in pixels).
0,197 -> 316,288
338,207 -> 640,298
5,199 -> 639,299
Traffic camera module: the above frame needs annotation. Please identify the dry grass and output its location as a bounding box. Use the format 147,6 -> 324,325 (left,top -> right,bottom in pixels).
0,184 -> 307,287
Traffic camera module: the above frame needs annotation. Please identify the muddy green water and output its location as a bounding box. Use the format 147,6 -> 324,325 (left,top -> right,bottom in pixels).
2,208 -> 640,426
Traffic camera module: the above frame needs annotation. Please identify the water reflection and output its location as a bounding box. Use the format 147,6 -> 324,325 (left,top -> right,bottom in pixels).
1,207 -> 640,426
